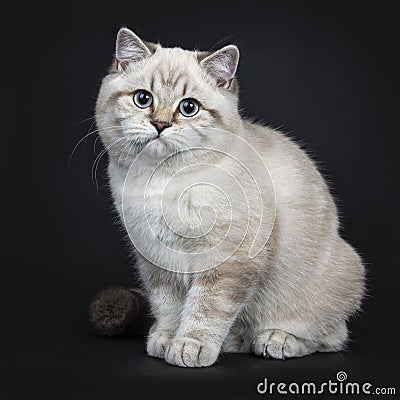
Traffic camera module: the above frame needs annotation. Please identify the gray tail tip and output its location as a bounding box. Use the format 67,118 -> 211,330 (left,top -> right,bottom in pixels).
89,287 -> 150,337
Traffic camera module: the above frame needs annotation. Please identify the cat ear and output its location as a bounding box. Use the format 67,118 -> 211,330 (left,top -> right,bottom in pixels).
115,28 -> 152,71
200,45 -> 240,88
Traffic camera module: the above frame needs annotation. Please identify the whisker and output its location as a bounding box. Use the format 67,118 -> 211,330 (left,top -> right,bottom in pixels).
68,125 -> 121,166
73,116 -> 96,126
124,140 -> 137,166
93,135 -> 101,152
83,119 -> 96,149
117,140 -> 133,165
92,138 -> 124,193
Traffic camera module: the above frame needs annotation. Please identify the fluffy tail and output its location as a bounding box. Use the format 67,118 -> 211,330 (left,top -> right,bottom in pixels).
89,287 -> 153,336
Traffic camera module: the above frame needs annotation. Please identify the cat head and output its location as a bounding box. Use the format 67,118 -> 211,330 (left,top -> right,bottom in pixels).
96,28 -> 241,166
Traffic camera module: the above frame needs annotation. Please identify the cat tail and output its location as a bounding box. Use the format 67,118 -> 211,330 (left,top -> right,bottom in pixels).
89,287 -> 153,337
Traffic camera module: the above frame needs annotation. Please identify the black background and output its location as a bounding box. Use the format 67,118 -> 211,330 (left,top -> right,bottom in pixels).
3,1 -> 399,399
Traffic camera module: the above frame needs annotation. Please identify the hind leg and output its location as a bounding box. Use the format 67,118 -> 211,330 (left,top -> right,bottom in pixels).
252,321 -> 348,359
252,329 -> 319,359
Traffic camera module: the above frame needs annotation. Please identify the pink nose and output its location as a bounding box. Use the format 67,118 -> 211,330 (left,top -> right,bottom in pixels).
151,120 -> 171,134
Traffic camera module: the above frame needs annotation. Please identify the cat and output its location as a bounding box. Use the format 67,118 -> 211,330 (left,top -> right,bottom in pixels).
93,27 -> 365,367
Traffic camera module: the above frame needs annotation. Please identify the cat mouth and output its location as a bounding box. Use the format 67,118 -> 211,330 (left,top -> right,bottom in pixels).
141,132 -> 183,155
137,133 -> 168,149
127,130 -> 178,153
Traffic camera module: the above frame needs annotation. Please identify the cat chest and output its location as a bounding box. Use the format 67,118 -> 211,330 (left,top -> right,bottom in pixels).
121,184 -> 218,249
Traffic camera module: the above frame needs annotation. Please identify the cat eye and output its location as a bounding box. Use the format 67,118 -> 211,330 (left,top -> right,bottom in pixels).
179,99 -> 199,117
133,90 -> 153,109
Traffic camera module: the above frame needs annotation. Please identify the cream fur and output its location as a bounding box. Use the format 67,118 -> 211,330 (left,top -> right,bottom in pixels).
95,28 -> 365,367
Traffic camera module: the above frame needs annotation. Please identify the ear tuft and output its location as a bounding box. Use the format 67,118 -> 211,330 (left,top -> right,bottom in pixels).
115,28 -> 152,71
200,45 -> 240,88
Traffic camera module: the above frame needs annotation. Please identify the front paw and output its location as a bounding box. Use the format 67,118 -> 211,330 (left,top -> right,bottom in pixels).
146,330 -> 172,359
165,337 -> 219,367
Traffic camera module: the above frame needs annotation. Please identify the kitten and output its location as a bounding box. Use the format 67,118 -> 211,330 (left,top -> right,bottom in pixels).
94,27 -> 365,367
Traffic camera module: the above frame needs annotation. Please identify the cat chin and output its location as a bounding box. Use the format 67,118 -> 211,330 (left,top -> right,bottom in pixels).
139,136 -> 178,159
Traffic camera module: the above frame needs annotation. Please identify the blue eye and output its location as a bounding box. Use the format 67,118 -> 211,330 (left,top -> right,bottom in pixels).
179,99 -> 199,117
133,90 -> 153,108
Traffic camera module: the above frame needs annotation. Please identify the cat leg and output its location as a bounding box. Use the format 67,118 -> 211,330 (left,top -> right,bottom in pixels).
252,329 -> 319,359
165,268 -> 252,367
145,280 -> 184,359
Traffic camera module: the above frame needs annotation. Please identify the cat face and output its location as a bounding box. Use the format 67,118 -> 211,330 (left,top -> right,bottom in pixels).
96,28 -> 241,165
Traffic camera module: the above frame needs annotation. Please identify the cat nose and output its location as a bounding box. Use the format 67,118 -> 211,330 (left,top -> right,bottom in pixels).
151,120 -> 171,134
